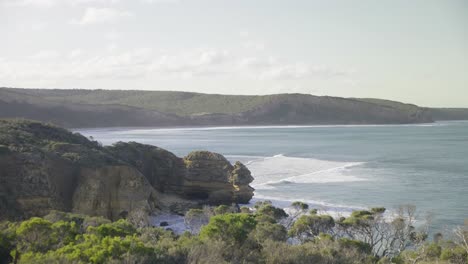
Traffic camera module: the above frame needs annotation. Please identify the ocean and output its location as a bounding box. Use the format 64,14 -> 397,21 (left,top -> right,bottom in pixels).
76,121 -> 468,233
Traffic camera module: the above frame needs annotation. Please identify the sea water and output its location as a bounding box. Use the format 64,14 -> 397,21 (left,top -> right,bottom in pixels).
77,121 -> 468,233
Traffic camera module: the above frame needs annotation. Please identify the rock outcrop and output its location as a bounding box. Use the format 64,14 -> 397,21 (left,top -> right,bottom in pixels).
0,120 -> 254,221
108,143 -> 254,205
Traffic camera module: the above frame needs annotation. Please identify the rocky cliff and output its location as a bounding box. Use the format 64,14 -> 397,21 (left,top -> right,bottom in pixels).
107,143 -> 254,205
0,120 -> 254,221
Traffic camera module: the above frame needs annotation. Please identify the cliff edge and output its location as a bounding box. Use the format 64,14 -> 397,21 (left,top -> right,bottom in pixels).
0,119 -> 254,221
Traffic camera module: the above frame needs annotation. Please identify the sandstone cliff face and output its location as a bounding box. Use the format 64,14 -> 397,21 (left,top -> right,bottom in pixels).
72,166 -> 155,220
183,151 -> 254,204
0,120 -> 155,221
108,143 -> 255,206
0,120 -> 255,220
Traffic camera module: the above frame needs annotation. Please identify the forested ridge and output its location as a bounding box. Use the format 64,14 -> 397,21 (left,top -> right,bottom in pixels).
3,87 -> 462,128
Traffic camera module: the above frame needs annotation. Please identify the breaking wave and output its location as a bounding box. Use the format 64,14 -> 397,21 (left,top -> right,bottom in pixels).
234,154 -> 367,190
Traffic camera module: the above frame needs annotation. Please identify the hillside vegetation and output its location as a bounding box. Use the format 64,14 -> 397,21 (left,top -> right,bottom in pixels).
1,204 -> 467,264
2,87 -> 465,128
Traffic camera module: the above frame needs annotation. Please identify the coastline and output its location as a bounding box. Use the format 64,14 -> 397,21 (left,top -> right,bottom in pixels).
72,121 -> 452,132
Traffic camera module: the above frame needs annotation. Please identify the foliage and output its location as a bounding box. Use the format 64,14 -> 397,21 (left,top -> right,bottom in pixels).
213,205 -> 234,215
1,205 -> 466,264
252,222 -> 287,243
184,208 -> 210,234
15,217 -> 55,253
88,219 -> 137,238
199,213 -> 257,245
256,204 -> 288,221
289,214 -> 335,242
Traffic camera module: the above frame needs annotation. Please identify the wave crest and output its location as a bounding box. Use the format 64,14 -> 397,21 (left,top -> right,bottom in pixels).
244,154 -> 366,189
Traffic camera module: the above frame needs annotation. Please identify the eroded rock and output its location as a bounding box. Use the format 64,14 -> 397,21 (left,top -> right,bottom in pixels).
0,120 -> 255,220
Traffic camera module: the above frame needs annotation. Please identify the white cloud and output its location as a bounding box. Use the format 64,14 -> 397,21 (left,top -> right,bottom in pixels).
30,22 -> 48,31
2,0 -> 177,7
68,49 -> 83,59
148,49 -> 233,78
197,50 -> 229,66
104,30 -> 122,40
72,7 -> 132,25
29,50 -> 61,60
142,0 -> 180,3
241,41 -> 265,51
239,30 -> 249,38
237,56 -> 351,81
69,0 -> 121,4
106,43 -> 119,52
2,0 -> 57,7
1,47 -> 353,88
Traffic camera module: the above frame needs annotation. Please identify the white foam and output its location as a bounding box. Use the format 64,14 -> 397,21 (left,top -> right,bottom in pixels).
76,122 -> 449,135
246,154 -> 366,189
249,195 -> 366,218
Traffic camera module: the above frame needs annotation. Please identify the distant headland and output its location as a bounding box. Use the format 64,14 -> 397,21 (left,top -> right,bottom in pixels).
1,87 -> 468,128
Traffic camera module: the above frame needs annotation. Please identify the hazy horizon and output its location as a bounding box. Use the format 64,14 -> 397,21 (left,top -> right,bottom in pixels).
1,0 -> 467,107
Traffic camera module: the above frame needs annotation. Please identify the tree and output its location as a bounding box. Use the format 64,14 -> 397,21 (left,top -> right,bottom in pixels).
253,222 -> 287,243
199,213 -> 257,245
89,219 -> 136,238
213,204 -> 237,215
289,214 -> 335,242
0,222 -> 15,264
453,222 -> 468,256
336,205 -> 429,257
256,204 -> 288,221
185,208 -> 210,234
51,220 -> 79,248
285,201 -> 310,228
15,217 -> 55,253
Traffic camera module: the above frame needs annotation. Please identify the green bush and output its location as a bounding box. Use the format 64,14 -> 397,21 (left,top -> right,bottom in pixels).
199,213 -> 256,244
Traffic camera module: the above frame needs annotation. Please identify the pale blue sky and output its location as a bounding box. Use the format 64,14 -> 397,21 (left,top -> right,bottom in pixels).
1,0 -> 467,107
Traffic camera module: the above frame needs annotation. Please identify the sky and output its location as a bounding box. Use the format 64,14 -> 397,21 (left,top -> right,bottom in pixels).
0,0 -> 467,107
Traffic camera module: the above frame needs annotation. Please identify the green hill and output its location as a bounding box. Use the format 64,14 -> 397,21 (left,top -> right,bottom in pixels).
2,87 -> 459,128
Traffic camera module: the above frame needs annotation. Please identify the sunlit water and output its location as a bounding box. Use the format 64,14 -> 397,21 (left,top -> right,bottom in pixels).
76,121 -> 468,233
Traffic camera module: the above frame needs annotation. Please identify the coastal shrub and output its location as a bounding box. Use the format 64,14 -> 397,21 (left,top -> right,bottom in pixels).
213,205 -> 232,215
82,216 -> 111,230
261,239 -> 376,264
51,221 -> 80,248
3,208 -> 467,264
184,208 -> 210,234
440,245 -> 468,264
253,200 -> 273,209
186,239 -> 229,264
199,213 -> 257,244
338,238 -> 372,254
15,217 -> 55,253
252,222 -> 287,242
284,201 -> 310,228
289,214 -> 335,242
291,201 -> 309,211
240,206 -> 251,214
88,219 -> 136,238
256,204 -> 288,221
0,222 -> 15,264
